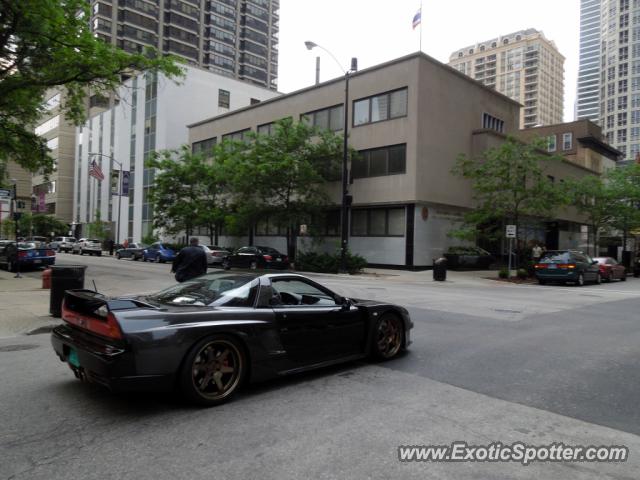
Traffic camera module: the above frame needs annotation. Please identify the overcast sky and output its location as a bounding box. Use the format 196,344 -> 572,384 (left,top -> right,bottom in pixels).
277,0 -> 580,122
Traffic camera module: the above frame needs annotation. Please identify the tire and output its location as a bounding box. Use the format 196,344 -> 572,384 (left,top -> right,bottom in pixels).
178,335 -> 247,406
249,260 -> 257,270
371,313 -> 404,360
575,273 -> 585,286
594,273 -> 601,285
538,279 -> 546,285
143,256 -> 147,262
604,274 -> 611,282
97,252 -> 102,257
116,253 -> 121,260
621,274 -> 627,282
7,259 -> 16,273
223,259 -> 230,270
79,249 -> 84,256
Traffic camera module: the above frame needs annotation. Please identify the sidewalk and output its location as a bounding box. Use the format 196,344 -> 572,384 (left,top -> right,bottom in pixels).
0,269 -> 60,337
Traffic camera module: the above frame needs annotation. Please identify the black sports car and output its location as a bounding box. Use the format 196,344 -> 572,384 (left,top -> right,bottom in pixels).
51,272 -> 412,406
223,246 -> 289,270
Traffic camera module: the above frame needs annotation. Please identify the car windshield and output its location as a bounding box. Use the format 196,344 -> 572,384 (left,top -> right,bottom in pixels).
147,273 -> 259,307
258,246 -> 280,254
540,252 -> 571,263
593,257 -> 610,264
18,242 -> 36,249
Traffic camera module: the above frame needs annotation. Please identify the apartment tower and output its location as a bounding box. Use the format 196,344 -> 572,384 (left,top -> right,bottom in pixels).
90,0 -> 279,90
448,29 -> 565,129
576,0 -> 602,122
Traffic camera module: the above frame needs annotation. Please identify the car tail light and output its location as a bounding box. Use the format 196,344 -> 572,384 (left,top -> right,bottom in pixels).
534,263 -> 547,269
61,300 -> 123,340
263,255 -> 273,261
557,264 -> 576,269
18,251 -> 28,258
283,256 -> 289,262
46,249 -> 55,256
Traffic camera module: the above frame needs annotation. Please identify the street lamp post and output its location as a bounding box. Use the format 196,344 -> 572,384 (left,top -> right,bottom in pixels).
10,179 -> 21,278
88,153 -> 123,245
305,41 -> 357,273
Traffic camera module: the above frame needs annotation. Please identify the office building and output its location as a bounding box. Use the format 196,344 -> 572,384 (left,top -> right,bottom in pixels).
90,0 -> 279,90
189,53 -> 598,268
576,0 -> 602,122
448,29 -> 565,129
73,65 -> 279,241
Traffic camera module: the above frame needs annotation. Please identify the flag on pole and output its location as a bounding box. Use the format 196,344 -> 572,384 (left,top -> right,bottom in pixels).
89,160 -> 105,181
412,8 -> 422,30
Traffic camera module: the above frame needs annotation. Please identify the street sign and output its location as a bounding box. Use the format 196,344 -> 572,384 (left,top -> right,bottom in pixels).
506,225 -> 516,238
0,188 -> 11,198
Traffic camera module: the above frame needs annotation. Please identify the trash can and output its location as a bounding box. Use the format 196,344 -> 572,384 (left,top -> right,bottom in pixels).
50,265 -> 87,317
433,257 -> 447,282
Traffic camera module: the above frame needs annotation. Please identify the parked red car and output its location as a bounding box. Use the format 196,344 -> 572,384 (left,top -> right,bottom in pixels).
593,257 -> 627,282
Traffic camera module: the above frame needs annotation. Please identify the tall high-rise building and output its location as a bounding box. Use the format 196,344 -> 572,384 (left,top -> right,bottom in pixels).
599,0 -> 639,162
448,29 -> 565,129
576,0 -> 601,122
90,0 -> 279,90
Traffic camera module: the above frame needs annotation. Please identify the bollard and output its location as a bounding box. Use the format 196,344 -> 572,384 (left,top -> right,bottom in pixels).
433,257 -> 447,281
42,267 -> 52,289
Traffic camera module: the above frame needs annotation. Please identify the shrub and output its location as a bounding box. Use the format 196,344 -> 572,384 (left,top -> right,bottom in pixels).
498,268 -> 509,279
296,250 -> 367,274
516,268 -> 528,279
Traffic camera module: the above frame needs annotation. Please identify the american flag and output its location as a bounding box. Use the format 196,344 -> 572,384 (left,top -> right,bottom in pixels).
412,8 -> 422,30
89,160 -> 105,181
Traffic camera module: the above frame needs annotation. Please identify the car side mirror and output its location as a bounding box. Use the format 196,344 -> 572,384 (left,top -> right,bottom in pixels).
340,297 -> 352,311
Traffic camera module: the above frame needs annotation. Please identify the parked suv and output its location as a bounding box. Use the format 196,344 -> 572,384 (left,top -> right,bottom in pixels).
71,238 -> 102,256
51,236 -> 76,253
534,250 -> 601,286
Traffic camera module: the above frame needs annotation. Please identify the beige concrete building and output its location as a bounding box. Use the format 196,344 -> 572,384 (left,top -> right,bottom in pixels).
31,89 -> 76,223
188,53 -> 600,268
448,29 -> 565,129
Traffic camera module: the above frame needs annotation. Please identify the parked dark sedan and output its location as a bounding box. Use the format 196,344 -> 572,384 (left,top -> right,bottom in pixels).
51,272 -> 412,406
534,250 -> 601,286
223,245 -> 289,270
593,257 -> 627,282
115,242 -> 147,260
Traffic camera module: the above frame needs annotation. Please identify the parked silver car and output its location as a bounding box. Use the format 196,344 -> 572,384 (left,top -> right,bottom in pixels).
71,238 -> 102,256
200,245 -> 230,267
50,236 -> 77,253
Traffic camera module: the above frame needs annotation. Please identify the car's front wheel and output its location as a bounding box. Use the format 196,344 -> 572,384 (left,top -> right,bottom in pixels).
116,253 -> 121,260
249,260 -> 257,270
179,335 -> 247,406
575,273 -> 585,286
371,313 -> 404,360
222,259 -> 230,270
538,279 -> 546,285
594,273 -> 601,285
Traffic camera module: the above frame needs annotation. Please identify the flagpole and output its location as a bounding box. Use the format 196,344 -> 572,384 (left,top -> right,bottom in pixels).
419,0 -> 423,52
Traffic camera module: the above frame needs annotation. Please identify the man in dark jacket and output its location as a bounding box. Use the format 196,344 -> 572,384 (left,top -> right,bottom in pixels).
171,237 -> 208,282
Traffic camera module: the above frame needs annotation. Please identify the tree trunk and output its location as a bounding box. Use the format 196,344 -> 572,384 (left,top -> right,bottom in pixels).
214,223 -> 219,246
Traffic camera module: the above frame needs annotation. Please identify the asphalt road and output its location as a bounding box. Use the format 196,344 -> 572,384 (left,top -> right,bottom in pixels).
2,254 -> 640,479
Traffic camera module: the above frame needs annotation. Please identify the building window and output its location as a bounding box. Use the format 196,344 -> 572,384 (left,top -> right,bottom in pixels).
562,133 -> 572,150
192,137 -> 217,157
222,128 -> 251,142
257,122 -> 274,136
255,216 -> 286,236
46,137 -> 59,151
547,135 -> 557,152
350,207 -> 405,237
35,115 -> 60,136
44,94 -> 61,111
482,113 -> 505,133
618,112 -> 628,126
351,144 -> 406,179
352,88 -> 408,127
218,89 -> 230,108
301,104 -> 344,132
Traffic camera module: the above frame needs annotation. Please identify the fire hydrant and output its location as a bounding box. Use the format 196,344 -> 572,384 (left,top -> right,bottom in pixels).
42,267 -> 52,289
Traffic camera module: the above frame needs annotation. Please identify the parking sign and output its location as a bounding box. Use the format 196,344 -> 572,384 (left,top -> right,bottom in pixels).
506,225 -> 516,238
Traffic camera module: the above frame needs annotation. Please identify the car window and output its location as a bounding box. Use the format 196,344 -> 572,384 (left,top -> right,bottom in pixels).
237,247 -> 255,254
540,252 -> 570,263
271,278 -> 338,307
258,246 -> 279,255
148,273 -> 259,307
609,258 -> 618,265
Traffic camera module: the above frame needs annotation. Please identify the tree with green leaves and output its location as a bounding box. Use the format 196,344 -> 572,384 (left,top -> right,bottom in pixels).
223,118 -> 343,259
146,145 -> 230,244
451,137 -> 568,262
564,174 -> 613,256
0,0 -> 183,176
606,163 -> 640,252
86,210 -> 108,240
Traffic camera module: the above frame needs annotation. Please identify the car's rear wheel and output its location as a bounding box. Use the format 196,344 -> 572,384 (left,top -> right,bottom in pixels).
223,259 -> 230,270
621,274 -> 627,282
249,260 -> 257,270
179,335 -> 246,406
79,249 -> 84,255
575,273 -> 585,286
155,255 -> 161,263
594,273 -> 601,285
116,253 -> 121,259
7,259 -> 16,273
538,279 -> 546,285
371,313 -> 404,360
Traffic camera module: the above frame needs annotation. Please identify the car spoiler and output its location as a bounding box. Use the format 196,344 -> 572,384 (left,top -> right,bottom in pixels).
63,289 -> 158,316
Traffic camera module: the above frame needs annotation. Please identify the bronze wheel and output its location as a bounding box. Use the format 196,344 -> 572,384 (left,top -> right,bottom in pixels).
372,314 -> 403,360
180,336 -> 246,406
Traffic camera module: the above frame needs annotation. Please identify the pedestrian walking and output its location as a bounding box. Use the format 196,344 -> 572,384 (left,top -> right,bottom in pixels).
171,237 -> 208,283
532,243 -> 543,263
107,239 -> 115,256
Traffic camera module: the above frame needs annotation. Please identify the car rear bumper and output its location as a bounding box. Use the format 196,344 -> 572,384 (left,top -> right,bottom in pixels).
20,258 -> 55,268
51,325 -> 174,392
535,270 -> 579,281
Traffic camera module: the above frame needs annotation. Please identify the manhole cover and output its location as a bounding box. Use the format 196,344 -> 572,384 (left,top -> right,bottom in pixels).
0,344 -> 39,353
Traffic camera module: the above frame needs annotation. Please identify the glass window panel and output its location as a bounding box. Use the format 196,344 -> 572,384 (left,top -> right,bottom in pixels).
388,145 -> 406,173
353,99 -> 370,126
369,209 -> 386,235
390,89 -> 408,118
329,105 -> 343,131
351,210 -> 367,236
351,153 -> 368,178
369,149 -> 387,176
314,109 -> 329,130
387,209 -> 405,236
371,95 -> 389,122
